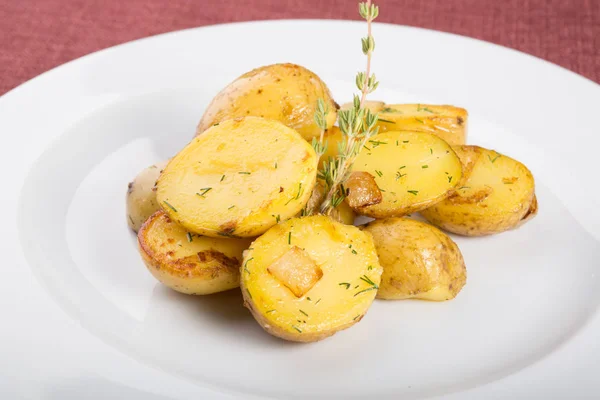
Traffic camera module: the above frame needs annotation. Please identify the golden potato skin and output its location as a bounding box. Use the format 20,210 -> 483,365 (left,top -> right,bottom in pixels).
363,218 -> 466,301
352,131 -> 463,218
196,63 -> 338,141
126,160 -> 169,232
138,211 -> 252,295
241,215 -> 383,342
376,104 -> 468,145
157,117 -> 318,238
420,146 -> 536,236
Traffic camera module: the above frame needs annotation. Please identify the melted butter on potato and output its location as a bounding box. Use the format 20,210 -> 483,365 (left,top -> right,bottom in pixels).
157,117 -> 318,238
351,131 -> 462,217
241,215 -> 383,342
363,218 -> 467,301
196,63 -> 338,141
421,146 -> 536,236
138,211 -> 252,295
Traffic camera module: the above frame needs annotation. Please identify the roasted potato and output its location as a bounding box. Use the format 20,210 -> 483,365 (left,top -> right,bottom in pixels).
126,160 -> 169,232
196,63 -> 338,141
340,100 -> 385,114
351,131 -> 463,217
420,146 -> 536,236
376,104 -> 468,145
363,218 -> 466,300
318,126 -> 343,166
303,182 -> 355,225
138,211 -> 252,295
157,117 -> 318,238
241,215 -> 383,342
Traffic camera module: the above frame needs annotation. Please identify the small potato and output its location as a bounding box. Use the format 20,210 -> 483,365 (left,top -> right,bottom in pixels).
157,117 -> 318,238
241,215 -> 383,342
363,218 -> 466,301
420,146 -> 536,236
196,63 -> 338,141
138,211 -> 252,295
376,104 -> 468,145
318,126 -> 343,166
351,131 -> 463,217
340,100 -> 385,114
126,160 -> 169,232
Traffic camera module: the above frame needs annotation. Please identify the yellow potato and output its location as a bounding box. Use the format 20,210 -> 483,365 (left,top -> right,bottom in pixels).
241,215 -> 383,342
340,100 -> 385,114
420,146 -> 536,236
196,63 -> 338,141
126,160 -> 169,232
363,218 -> 466,301
318,126 -> 343,166
157,117 -> 318,238
351,131 -> 463,217
376,104 -> 468,145
138,211 -> 252,295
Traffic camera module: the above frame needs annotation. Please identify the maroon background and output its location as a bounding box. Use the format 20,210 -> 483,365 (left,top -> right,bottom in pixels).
0,0 -> 598,95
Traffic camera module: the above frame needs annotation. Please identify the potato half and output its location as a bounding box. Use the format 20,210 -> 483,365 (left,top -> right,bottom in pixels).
241,215 -> 383,342
376,104 -> 468,145
126,160 -> 169,232
157,117 -> 318,238
138,211 -> 252,295
351,131 -> 463,217
196,63 -> 338,141
420,146 -> 536,236
363,218 -> 466,301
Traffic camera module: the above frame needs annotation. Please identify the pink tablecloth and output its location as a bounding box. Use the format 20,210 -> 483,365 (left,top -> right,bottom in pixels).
1,0 -> 598,95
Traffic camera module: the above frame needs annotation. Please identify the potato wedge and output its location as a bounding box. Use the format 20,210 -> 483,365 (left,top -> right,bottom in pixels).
351,131 -> 463,217
376,104 -> 468,145
241,215 -> 383,342
157,117 -> 318,238
196,63 -> 338,141
126,160 -> 168,232
420,146 -> 536,236
363,218 -> 466,300
138,211 -> 252,295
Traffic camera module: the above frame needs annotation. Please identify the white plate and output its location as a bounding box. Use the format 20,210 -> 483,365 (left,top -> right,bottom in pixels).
1,20 -> 599,400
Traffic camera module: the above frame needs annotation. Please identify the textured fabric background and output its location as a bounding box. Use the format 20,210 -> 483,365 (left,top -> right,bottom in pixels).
0,0 -> 598,95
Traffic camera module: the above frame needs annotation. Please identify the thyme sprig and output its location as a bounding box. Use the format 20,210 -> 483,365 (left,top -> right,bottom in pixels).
316,1 -> 380,215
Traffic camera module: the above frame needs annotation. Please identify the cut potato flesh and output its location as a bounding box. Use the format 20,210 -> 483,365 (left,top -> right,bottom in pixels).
241,215 -> 383,342
420,146 -> 536,236
196,63 -> 338,141
376,104 -> 468,145
157,117 -> 318,238
351,131 -> 463,217
363,218 -> 466,301
138,211 -> 252,295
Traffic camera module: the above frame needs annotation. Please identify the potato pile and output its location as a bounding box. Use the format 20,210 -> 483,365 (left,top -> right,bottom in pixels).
126,63 -> 537,342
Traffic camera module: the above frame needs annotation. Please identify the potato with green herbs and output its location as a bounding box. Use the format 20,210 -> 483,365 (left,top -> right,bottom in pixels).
138,211 -> 252,295
241,215 -> 383,342
196,63 -> 338,141
350,131 -> 463,217
376,104 -> 468,145
420,145 -> 536,236
157,117 -> 318,238
126,160 -> 168,232
363,218 -> 466,301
